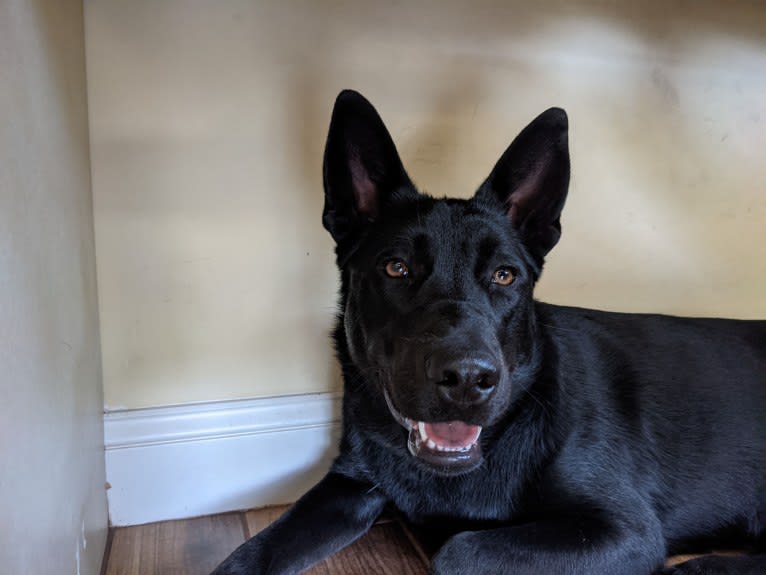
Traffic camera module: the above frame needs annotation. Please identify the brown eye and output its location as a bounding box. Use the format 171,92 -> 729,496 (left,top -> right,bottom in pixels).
491,266 -> 515,286
385,259 -> 409,278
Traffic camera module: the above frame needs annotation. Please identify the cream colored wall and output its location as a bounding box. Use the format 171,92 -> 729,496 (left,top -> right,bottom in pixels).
0,1 -> 108,573
86,1 -> 766,410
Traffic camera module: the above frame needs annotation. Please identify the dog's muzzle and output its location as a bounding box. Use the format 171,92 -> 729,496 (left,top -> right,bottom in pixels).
384,390 -> 483,473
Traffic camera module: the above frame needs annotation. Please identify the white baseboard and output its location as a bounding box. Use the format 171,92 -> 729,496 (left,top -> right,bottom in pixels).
104,392 -> 342,526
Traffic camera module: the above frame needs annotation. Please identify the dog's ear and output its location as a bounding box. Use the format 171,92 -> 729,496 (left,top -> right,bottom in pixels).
476,108 -> 570,265
322,90 -> 414,245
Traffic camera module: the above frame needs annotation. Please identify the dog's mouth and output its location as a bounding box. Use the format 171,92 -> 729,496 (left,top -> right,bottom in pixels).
384,391 -> 483,473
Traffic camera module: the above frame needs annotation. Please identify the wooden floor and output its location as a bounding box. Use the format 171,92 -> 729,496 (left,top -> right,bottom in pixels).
102,506 -> 737,574
102,505 -> 428,575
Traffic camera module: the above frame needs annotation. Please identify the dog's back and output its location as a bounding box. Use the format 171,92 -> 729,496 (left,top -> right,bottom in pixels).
538,303 -> 766,551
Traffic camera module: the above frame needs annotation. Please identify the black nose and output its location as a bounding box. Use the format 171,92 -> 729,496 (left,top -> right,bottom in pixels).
425,353 -> 500,405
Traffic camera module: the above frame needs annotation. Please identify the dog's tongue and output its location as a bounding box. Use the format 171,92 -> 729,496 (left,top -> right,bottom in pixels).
425,421 -> 481,449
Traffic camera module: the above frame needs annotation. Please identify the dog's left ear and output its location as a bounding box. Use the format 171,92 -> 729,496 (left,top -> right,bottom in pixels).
475,108 -> 570,266
322,90 -> 415,246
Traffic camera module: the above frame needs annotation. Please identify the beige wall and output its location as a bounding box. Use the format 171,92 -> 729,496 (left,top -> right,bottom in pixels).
0,1 -> 108,574
86,1 -> 766,410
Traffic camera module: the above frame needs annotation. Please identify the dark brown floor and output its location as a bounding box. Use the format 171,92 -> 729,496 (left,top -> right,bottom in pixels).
102,505 -> 427,575
103,505 -> 737,574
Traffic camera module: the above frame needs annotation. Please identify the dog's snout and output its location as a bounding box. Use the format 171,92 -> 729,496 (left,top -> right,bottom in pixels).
426,353 -> 499,405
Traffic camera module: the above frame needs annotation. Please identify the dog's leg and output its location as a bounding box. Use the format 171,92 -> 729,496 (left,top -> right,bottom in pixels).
430,513 -> 665,575
210,471 -> 387,575
657,554 -> 766,574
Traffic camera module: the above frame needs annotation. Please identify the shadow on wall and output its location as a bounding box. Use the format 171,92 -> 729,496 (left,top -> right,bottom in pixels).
88,0 -> 766,409
279,0 -> 765,319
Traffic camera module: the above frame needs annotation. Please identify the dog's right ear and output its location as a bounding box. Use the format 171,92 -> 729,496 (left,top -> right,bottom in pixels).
322,90 -> 415,245
474,108 -> 570,268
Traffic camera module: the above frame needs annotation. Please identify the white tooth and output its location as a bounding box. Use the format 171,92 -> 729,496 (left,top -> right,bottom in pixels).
436,444 -> 445,451
427,439 -> 437,450
418,421 -> 427,440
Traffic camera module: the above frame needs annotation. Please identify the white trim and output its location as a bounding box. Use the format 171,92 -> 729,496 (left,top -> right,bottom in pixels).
104,392 -> 342,526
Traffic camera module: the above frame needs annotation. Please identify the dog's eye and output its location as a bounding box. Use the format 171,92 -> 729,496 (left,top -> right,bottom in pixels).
491,266 -> 515,286
385,259 -> 410,278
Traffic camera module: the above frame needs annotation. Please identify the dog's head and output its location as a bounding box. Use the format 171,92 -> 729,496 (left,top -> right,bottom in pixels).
323,90 -> 569,475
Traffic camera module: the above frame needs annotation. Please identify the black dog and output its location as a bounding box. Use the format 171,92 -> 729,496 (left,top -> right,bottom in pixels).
213,90 -> 766,575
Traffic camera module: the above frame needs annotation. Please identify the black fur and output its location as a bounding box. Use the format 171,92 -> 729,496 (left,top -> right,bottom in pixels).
212,90 -> 766,575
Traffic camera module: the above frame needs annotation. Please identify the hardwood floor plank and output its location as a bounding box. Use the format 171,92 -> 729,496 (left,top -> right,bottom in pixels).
104,522 -> 157,575
105,507 -> 745,574
105,513 -> 245,575
245,506 -> 427,574
666,550 -> 743,567
100,527 -> 116,575
307,522 -> 427,575
244,505 -> 291,538
666,554 -> 702,567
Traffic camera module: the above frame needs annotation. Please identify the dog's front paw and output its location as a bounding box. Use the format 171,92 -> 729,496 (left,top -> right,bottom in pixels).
209,563 -> 244,575
209,565 -> 242,575
209,538 -> 271,575
430,532 -> 481,575
209,556 -> 257,575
